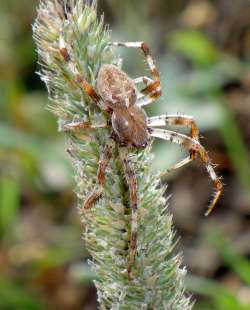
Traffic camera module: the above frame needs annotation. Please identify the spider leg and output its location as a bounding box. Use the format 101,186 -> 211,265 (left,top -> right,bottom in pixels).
110,41 -> 162,104
62,120 -> 107,132
159,156 -> 193,177
150,128 -> 223,216
148,114 -> 199,140
83,139 -> 115,209
137,96 -> 158,107
136,78 -> 161,106
133,76 -> 154,86
134,76 -> 154,99
148,114 -> 200,161
119,147 -> 138,277
134,76 -> 153,85
59,36 -> 104,109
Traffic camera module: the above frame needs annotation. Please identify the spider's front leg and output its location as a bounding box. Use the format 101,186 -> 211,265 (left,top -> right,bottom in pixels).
110,41 -> 162,107
58,36 -> 104,110
150,128 -> 223,216
119,147 -> 138,277
133,76 -> 153,86
133,76 -> 154,99
83,139 -> 115,209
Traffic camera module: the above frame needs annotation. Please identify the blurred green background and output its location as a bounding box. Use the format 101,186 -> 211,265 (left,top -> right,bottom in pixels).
0,0 -> 250,309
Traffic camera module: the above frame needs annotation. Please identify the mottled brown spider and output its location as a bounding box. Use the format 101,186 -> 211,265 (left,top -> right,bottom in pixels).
60,40 -> 223,277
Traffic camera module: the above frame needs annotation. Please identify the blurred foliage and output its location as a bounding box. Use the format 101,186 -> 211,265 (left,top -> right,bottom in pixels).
188,275 -> 250,310
170,30 -> 221,67
0,0 -> 249,309
187,229 -> 250,309
0,176 -> 20,237
208,231 -> 250,286
0,278 -> 46,310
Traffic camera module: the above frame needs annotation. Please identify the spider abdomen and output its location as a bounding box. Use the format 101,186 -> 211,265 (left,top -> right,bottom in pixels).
112,105 -> 149,148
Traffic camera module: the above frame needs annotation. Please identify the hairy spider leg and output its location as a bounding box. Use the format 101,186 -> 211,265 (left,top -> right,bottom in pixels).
119,147 -> 138,277
84,139 -> 115,209
59,36 -> 104,110
110,42 -> 162,106
134,76 -> 154,99
63,121 -> 107,132
148,114 -> 200,163
134,76 -> 154,85
160,156 -> 193,176
138,78 -> 162,106
150,128 -> 223,216
62,122 -> 113,208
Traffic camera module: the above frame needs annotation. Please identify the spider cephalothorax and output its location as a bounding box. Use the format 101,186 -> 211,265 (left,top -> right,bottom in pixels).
60,40 -> 223,278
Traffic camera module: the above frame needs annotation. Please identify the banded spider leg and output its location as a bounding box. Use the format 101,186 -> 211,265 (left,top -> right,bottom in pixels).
84,139 -> 115,209
63,121 -> 107,131
59,36 -> 104,110
149,128 -> 223,216
133,76 -> 154,99
119,147 -> 138,276
147,114 -> 200,171
110,41 -> 162,106
63,120 -> 114,209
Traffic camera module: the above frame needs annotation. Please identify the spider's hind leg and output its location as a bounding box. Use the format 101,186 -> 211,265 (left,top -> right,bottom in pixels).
160,156 -> 193,177
83,139 -> 115,209
119,147 -> 138,277
150,128 -> 223,215
148,114 -> 200,172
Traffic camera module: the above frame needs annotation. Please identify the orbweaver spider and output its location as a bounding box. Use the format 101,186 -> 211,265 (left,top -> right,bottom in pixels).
60,40 -> 223,276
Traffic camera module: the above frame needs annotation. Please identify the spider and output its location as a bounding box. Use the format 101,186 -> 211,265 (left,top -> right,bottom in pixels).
60,40 -> 223,276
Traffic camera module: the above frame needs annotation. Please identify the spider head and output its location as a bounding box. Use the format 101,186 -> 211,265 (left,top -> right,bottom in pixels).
97,64 -> 137,109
